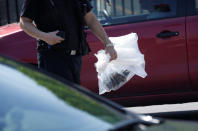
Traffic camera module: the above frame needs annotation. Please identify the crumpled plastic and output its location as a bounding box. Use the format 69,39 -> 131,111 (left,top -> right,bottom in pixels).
95,33 -> 147,95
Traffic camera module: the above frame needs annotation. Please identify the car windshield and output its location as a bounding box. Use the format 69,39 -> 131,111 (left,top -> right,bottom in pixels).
0,56 -> 137,131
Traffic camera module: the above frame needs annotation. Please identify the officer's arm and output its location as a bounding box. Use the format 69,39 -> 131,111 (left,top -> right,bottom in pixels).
84,11 -> 111,46
84,11 -> 117,61
20,17 -> 45,40
19,17 -> 64,45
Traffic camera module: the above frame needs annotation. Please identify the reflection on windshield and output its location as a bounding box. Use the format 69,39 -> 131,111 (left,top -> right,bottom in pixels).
0,57 -> 126,126
2,106 -> 113,131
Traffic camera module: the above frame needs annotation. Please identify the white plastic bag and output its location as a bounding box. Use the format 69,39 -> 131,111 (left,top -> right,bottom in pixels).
95,33 -> 147,95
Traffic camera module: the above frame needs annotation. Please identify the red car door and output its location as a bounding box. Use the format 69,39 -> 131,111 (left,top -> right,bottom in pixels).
81,0 -> 190,98
186,0 -> 198,90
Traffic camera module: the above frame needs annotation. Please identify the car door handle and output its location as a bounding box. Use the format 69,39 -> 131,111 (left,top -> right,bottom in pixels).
156,31 -> 179,39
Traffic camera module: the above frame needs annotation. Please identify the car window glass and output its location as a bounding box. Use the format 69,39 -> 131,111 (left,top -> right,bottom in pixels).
92,0 -> 177,25
196,0 -> 198,13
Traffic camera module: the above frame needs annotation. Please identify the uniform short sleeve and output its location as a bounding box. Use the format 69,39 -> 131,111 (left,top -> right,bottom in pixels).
80,0 -> 93,14
85,0 -> 93,13
20,0 -> 38,20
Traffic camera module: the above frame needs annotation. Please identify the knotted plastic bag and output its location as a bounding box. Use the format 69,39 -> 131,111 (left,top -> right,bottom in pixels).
95,33 -> 147,95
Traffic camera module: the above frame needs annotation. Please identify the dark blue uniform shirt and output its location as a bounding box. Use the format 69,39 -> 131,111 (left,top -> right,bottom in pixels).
21,0 -> 93,50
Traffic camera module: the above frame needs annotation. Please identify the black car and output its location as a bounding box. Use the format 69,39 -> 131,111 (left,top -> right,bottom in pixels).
0,55 -> 198,131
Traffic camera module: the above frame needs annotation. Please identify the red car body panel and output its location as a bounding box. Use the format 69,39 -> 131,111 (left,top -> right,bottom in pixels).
83,17 -> 190,98
186,15 -> 198,90
0,24 -> 37,63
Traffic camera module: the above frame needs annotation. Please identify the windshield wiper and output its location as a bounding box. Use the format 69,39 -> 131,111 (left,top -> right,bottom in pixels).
109,115 -> 164,131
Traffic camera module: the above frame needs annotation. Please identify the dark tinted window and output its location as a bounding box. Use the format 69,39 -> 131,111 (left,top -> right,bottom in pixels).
196,0 -> 198,13
187,0 -> 198,16
0,0 -> 23,26
92,0 -> 177,25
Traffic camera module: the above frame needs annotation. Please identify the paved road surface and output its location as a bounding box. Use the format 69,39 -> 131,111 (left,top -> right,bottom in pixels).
124,102 -> 198,114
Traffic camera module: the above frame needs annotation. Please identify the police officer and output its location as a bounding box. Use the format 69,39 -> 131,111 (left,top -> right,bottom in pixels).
19,0 -> 117,84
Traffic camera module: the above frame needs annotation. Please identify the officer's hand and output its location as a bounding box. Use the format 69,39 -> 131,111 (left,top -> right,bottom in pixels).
43,30 -> 64,45
105,46 -> 117,61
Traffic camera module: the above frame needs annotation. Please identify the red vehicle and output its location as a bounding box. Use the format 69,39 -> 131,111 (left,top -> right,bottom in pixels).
0,0 -> 198,106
